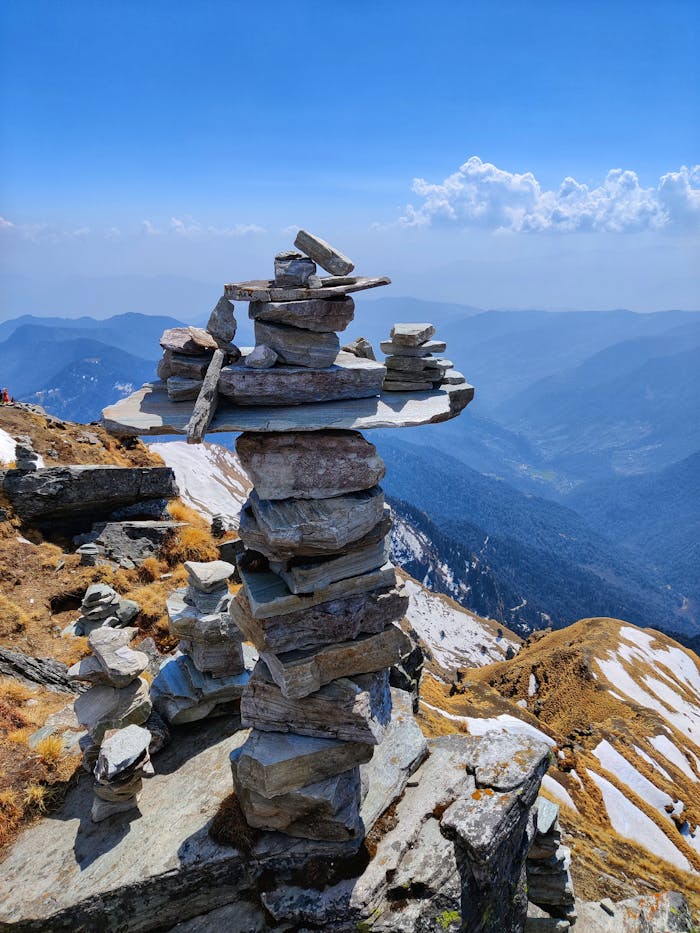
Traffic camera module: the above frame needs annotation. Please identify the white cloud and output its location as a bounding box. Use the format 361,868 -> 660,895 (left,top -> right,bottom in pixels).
141,216 -> 266,237
399,157 -> 700,233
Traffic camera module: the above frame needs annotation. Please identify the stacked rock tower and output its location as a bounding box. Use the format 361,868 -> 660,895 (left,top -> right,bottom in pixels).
103,229 -> 474,845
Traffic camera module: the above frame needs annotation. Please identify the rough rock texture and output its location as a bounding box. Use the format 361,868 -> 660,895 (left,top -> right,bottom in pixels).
0,647 -> 79,694
185,560 -> 235,592
2,465 -> 178,523
390,323 -> 436,346
249,296 -> 355,333
235,429 -> 385,500
273,250 -> 316,286
253,320 -> 340,369
75,520 -> 179,566
342,335 -> 376,359
225,274 -> 388,302
74,677 -> 152,743
294,229 -> 355,275
573,892 -> 693,931
167,376 -> 203,401
206,296 -> 237,346
160,326 -> 218,355
380,338 -> 447,357
244,344 -> 278,369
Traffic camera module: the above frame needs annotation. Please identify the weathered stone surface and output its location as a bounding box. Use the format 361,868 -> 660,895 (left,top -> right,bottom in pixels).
206,296 -> 237,346
94,724 -> 152,782
573,892 -> 693,932
187,349 -> 226,444
236,429 -> 384,500
253,320 -> 340,369
380,338 -> 446,357
91,794 -> 141,823
76,520 -> 179,566
464,731 -> 553,792
385,355 -> 444,375
382,378 -> 434,391
390,323 -> 436,346
160,326 -> 218,355
218,351 -> 385,406
242,485 -> 384,558
235,729 -> 373,798
442,368 -> 467,385
244,344 -> 277,368
250,296 -> 355,333
2,465 -> 178,523
167,376 -> 203,401
184,636 -> 245,679
241,662 -> 391,744
342,335 -> 376,359
262,623 -> 409,699
74,678 -> 152,743
103,379 -> 474,437
229,583 -> 408,653
185,559 -> 235,592
294,229 -> 355,276
232,757 -> 362,841
168,352 -> 213,379
239,559 -> 396,619
184,582 -> 230,615
224,275 -> 390,302
86,628 -> 149,687
274,250 -> 316,286
536,797 -> 560,835
0,646 -> 78,694
269,529 -> 390,593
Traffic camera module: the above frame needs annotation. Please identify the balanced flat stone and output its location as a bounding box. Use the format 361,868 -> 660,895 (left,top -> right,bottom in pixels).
239,560 -> 396,619
94,724 -> 152,783
102,379 -> 474,436
234,730 -> 373,798
442,368 -> 467,385
383,379 -> 434,392
269,533 -> 391,594
342,335 -> 376,359
274,251 -> 316,286
249,296 -> 354,333
294,229 -> 355,276
218,351 -> 385,406
241,486 -> 384,558
241,661 -> 391,744
380,339 -> 446,357
229,584 -> 408,654
253,320 -> 340,368
231,760 -> 362,842
87,628 -> 149,687
235,430 -> 385,500
390,323 -> 435,347
206,295 -> 237,346
168,352 -> 213,379
167,376 -> 203,401
262,624 -> 411,699
74,678 -> 152,742
224,275 -> 390,302
185,559 -> 235,592
160,326 -> 218,355
385,355 -> 442,374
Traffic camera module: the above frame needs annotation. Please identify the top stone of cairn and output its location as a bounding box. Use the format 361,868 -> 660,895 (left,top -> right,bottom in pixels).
294,229 -> 355,277
390,323 -> 436,347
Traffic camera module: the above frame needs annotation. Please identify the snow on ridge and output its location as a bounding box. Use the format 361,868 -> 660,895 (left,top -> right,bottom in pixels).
592,739 -> 673,818
634,745 -> 673,782
0,428 -> 16,464
650,734 -> 699,783
541,774 -> 577,812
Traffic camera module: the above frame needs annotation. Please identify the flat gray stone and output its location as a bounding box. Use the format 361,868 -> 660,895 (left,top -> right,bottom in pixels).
380,338 -> 446,357
87,628 -> 149,687
102,379 -> 474,437
342,335 -> 376,360
168,351 -> 213,380
94,724 -> 152,782
390,323 -> 436,347
235,429 -> 385,500
74,678 -> 152,743
536,796 -> 560,835
250,295 -> 354,333
573,892 -> 692,932
294,229 -> 355,276
253,320 -> 340,369
382,378 -> 434,392
160,326 -> 218,355
269,532 -> 390,594
274,251 -> 316,286
185,559 -> 235,592
241,662 -> 391,744
463,731 -> 554,792
167,376 -> 203,401
225,276 -> 388,302
229,583 -> 408,653
442,368 -> 466,385
262,623 -> 410,699
206,296 -> 237,346
239,559 -> 396,619
244,344 -> 277,369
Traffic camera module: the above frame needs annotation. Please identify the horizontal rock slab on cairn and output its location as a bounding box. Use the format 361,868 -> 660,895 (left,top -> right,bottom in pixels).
253,320 -> 340,368
249,295 -> 355,333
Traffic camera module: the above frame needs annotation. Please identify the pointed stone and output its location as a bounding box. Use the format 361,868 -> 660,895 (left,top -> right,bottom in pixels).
342,336 -> 376,360
206,296 -> 237,346
250,296 -> 354,333
294,230 -> 355,276
244,344 -> 278,369
390,323 -> 435,347
262,623 -> 411,699
253,320 -> 339,369
186,348 -> 226,444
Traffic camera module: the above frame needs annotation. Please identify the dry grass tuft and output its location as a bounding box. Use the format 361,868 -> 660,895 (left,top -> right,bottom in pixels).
23,783 -> 53,814
6,728 -> 31,745
209,793 -> 259,853
33,735 -> 64,765
61,636 -> 90,667
161,500 -> 220,565
138,556 -> 163,583
0,594 -> 30,637
1,679 -> 34,704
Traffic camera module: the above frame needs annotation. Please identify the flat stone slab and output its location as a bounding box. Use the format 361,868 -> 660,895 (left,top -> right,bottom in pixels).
294,229 -> 355,276
249,296 -> 355,333
102,381 -> 473,437
224,275 -> 389,302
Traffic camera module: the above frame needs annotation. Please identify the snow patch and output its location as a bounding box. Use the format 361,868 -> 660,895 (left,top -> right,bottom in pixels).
541,774 -> 577,811
634,745 -> 673,783
593,739 -> 673,817
650,734 -> 698,782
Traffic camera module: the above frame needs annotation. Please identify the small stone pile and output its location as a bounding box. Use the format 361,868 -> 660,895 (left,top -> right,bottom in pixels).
526,797 -> 576,925
151,560 -> 256,725
13,435 -> 41,472
69,583 -> 140,636
381,322 -> 465,391
91,724 -> 154,823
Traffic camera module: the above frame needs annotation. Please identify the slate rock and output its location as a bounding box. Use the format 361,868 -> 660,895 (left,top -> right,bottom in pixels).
185,559 -> 235,592
250,296 -> 354,334
167,376 -> 203,401
390,323 -> 436,346
87,628 -> 149,687
206,296 -> 237,346
160,326 -> 218,355
274,250 -> 317,286
235,429 -> 385,500
94,724 -> 152,782
463,730 -> 554,791
294,229 -> 355,276
168,352 -> 213,380
342,335 -> 376,359
253,320 -> 340,369
74,677 -> 152,743
380,338 -> 446,357
244,344 -> 278,369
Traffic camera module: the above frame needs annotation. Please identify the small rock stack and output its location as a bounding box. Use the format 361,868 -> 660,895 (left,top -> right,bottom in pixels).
68,583 -> 140,636
381,323 -> 465,391
151,560 -> 256,725
526,798 -> 576,926
91,724 -> 154,823
13,435 -> 40,472
70,628 -> 153,820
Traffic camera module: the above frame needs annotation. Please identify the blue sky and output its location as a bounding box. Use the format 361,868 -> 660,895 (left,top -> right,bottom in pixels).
1,0 -> 698,315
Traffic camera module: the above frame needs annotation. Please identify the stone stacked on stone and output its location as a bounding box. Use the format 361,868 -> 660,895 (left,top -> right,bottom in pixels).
13,435 -> 40,472
91,724 -> 154,822
150,559 -> 257,724
67,583 -> 140,636
381,322 -> 466,391
526,798 -> 576,924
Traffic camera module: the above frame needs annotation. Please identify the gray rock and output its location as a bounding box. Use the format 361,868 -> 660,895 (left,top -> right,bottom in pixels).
242,661 -> 391,744
184,637 -> 245,679
206,296 -> 237,346
244,344 -> 278,369
186,348 -> 226,444
239,558 -> 396,620
442,368 -> 467,385
268,530 -> 391,593
185,559 -> 235,592
382,378 -> 434,392
2,465 -> 178,523
184,583 -> 230,615
380,338 -> 447,357
385,354 -> 443,375
573,892 -> 693,931
76,543 -> 100,566
342,335 -> 376,359
0,646 -> 78,694
253,320 -> 340,369
168,352 -> 213,380
229,583 -> 408,654
74,677 -> 152,743
250,296 -> 354,333
242,485 -> 385,558
261,623 -> 410,699
536,797 -> 560,835
77,520 -> 179,566
94,724 -> 152,782
293,229 -> 355,276
390,323 -> 436,346
167,376 -> 204,401
225,274 -> 388,302
91,794 -> 141,823
274,250 -> 316,286
235,429 -> 385,500
160,326 -> 218,355
86,628 -> 149,687
115,597 -> 141,624
464,731 -> 554,791
234,729 -> 373,798
84,583 -> 120,606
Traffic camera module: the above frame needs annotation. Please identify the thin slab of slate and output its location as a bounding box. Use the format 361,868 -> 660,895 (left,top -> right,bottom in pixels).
102,380 -> 474,437
224,275 -> 389,302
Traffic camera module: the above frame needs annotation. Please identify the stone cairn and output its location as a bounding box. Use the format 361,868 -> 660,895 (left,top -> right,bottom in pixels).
526,797 -> 577,926
68,583 -> 140,636
151,560 -> 256,725
102,228 -> 474,845
69,627 -> 153,821
13,435 -> 40,472
381,323 -> 464,392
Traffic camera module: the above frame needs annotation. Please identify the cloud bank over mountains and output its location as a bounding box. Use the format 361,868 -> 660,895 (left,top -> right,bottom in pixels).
399,157 -> 700,233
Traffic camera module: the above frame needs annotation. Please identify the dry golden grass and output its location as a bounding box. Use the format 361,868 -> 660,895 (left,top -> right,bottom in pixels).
138,556 -> 163,583
6,728 -> 31,745
1,680 -> 33,704
23,783 -> 52,815
0,594 -> 30,637
33,735 -> 64,765
161,500 -> 220,565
